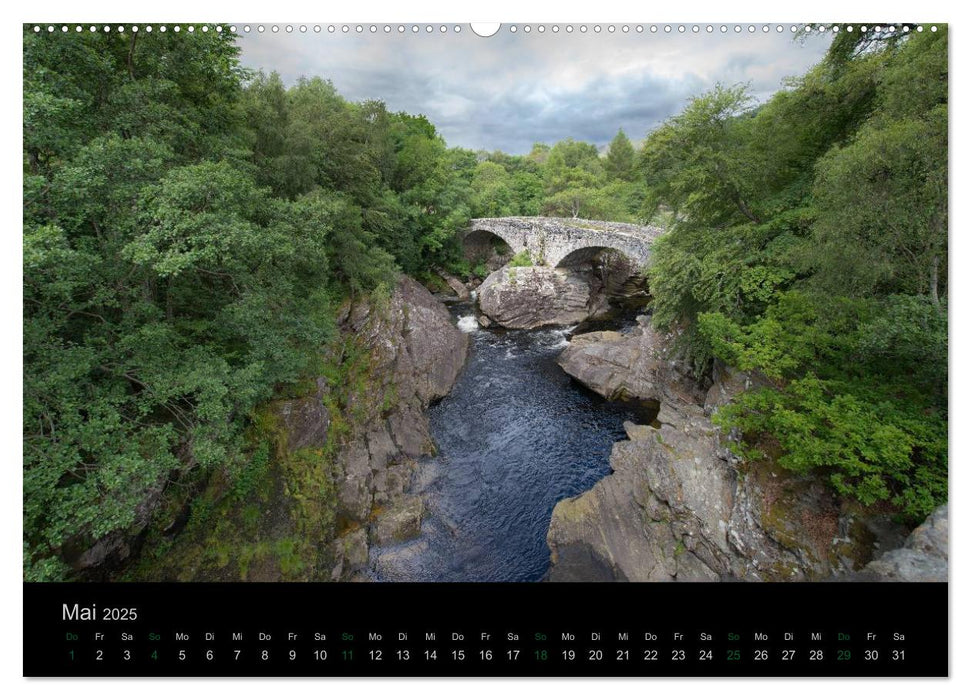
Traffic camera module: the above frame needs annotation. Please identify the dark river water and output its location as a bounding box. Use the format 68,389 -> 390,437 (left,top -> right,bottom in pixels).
369,301 -> 650,582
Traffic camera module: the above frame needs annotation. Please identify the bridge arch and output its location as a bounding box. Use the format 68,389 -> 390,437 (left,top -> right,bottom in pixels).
464,217 -> 661,269
463,227 -> 521,262
553,245 -> 639,270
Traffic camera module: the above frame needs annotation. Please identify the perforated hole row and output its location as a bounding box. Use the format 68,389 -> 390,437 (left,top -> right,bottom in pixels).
30,24 -> 940,35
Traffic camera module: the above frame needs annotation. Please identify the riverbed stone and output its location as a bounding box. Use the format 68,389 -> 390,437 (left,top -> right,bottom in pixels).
371,495 -> 425,545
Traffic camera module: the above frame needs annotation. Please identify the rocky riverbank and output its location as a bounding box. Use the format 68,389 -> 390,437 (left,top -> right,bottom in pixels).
325,276 -> 469,580
547,316 -> 947,582
120,275 -> 468,582
270,276 -> 470,581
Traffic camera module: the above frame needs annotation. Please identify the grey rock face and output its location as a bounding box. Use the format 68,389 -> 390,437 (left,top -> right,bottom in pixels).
477,266 -> 608,329
704,361 -> 774,416
338,438 -> 374,524
548,323 -> 741,582
354,275 -> 469,406
331,527 -> 369,581
272,378 -> 331,453
556,318 -> 705,404
371,495 -> 425,545
547,413 -> 732,582
548,321 -> 919,582
862,505 -> 948,582
329,276 -> 468,578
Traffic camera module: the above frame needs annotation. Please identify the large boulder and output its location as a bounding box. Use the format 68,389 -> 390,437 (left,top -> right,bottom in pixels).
477,266 -> 608,329
556,317 -> 705,405
861,504 -> 948,582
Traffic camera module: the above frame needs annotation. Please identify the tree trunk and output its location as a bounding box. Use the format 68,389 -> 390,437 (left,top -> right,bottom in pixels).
127,33 -> 138,80
929,254 -> 940,309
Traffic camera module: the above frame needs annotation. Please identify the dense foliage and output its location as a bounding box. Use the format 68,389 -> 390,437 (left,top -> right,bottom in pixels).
641,28 -> 948,520
22,28 -> 481,580
464,131 -> 648,222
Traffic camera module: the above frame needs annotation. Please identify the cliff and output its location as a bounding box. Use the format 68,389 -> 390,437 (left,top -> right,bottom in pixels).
122,276 -> 468,581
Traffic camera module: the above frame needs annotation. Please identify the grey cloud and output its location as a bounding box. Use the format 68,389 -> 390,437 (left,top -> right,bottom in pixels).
237,27 -> 830,154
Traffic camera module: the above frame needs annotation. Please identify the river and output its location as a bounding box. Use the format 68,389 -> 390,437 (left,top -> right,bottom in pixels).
369,301 -> 653,582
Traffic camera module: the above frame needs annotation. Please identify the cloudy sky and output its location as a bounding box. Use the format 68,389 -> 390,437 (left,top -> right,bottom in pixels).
237,25 -> 832,154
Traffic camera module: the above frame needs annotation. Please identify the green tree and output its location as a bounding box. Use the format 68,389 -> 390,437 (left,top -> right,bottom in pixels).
807,29 -> 947,306
644,29 -> 947,520
470,161 -> 515,217
510,171 -> 543,215
541,139 -> 605,218
526,142 -> 551,165
605,129 -> 636,181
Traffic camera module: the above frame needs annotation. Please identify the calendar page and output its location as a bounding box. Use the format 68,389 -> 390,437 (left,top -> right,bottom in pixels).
22,18 -> 948,678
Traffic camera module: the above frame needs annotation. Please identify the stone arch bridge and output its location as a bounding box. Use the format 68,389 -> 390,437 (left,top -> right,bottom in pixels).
463,217 -> 663,269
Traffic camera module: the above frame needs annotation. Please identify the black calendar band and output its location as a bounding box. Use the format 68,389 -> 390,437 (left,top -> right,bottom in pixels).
24,581 -> 948,677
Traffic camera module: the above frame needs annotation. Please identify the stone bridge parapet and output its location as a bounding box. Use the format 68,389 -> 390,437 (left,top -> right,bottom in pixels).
464,217 -> 663,268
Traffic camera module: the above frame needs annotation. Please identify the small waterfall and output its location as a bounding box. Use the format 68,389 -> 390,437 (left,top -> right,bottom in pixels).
546,329 -> 572,350
537,325 -> 575,350
457,315 -> 480,333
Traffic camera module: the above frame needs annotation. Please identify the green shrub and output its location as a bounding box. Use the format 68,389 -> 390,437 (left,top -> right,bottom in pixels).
508,250 -> 532,267
714,375 -> 947,522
